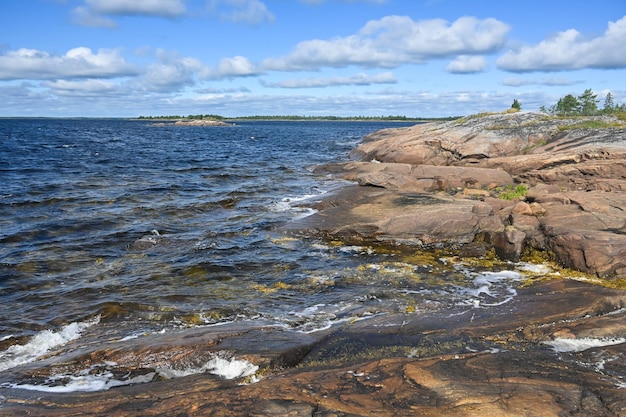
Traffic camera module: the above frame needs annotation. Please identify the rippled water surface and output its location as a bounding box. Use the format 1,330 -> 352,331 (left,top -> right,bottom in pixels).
0,118 -> 543,384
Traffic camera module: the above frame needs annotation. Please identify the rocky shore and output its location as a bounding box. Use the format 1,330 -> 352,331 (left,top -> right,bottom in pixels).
2,279 -> 626,416
297,111 -> 626,280
3,112 -> 626,416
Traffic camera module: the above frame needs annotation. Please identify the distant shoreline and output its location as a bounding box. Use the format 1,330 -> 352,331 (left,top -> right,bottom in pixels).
0,116 -> 460,123
135,115 -> 461,123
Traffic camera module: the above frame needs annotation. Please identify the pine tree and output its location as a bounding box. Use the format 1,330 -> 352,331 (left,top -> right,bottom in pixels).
556,94 -> 579,116
577,89 -> 599,116
603,92 -> 615,113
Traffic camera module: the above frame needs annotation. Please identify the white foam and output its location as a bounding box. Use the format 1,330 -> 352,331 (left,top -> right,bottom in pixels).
4,353 -> 259,393
465,270 -> 524,307
517,262 -> 553,274
156,354 -> 258,380
0,316 -> 100,372
5,370 -> 156,393
269,194 -> 319,215
338,245 -> 374,255
203,355 -> 258,380
545,337 -> 626,353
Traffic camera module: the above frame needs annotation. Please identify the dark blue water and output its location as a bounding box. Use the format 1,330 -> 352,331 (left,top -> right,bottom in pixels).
0,119 -> 414,333
0,119 -> 534,387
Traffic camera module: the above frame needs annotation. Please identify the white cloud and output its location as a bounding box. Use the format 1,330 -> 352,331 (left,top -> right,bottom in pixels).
207,0 -> 275,25
446,55 -> 487,74
262,15 -> 509,71
261,72 -> 397,88
72,0 -> 186,27
0,79 -> 567,118
42,79 -> 119,96
497,14 -> 626,72
197,86 -> 251,94
71,7 -> 118,28
139,49 -> 204,91
201,56 -> 261,79
0,47 -> 137,80
85,0 -> 185,17
502,77 -> 580,87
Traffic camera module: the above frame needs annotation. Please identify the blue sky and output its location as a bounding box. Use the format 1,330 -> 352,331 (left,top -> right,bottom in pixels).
1,0 -> 625,117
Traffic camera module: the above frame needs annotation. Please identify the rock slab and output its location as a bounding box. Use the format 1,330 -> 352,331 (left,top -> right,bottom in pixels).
296,112 -> 626,279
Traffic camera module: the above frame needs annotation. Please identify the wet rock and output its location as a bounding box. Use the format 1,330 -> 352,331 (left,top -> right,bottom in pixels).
492,226 -> 526,261
249,400 -> 315,417
3,280 -> 626,416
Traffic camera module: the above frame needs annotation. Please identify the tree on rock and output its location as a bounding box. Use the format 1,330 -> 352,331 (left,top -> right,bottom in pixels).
555,94 -> 579,116
577,89 -> 599,115
511,99 -> 521,111
603,92 -> 615,113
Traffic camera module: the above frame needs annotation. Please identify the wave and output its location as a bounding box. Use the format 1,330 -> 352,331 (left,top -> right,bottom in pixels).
0,316 -> 100,373
2,351 -> 258,393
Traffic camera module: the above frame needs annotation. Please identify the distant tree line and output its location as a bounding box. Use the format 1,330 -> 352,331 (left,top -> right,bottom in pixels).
228,115 -> 458,121
137,114 -> 225,120
539,89 -> 625,116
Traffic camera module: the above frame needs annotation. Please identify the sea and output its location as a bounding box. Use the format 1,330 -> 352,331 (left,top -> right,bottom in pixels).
0,118 -> 553,392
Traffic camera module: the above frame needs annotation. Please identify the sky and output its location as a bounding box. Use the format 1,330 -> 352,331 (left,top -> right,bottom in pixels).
0,0 -> 625,118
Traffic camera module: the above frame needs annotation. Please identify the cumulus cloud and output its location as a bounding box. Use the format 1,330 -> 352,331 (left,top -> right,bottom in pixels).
201,55 -> 262,79
207,0 -> 275,25
497,14 -> 626,72
0,47 -> 137,80
262,15 -> 509,70
73,0 -> 186,27
261,72 -> 397,88
446,55 -> 487,74
139,49 -> 204,91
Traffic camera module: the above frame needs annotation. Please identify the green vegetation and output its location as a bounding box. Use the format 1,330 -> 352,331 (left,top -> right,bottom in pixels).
495,184 -> 529,200
454,108 -> 519,125
511,99 -> 521,111
556,119 -> 626,131
539,89 -> 626,117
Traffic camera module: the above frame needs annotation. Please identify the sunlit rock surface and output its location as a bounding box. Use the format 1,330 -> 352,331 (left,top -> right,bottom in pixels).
298,111 -> 626,279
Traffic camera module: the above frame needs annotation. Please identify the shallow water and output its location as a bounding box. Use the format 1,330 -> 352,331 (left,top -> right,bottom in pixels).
0,118 -> 553,391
